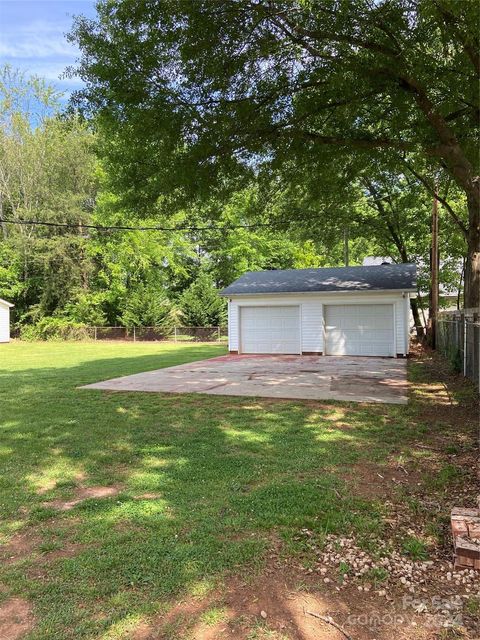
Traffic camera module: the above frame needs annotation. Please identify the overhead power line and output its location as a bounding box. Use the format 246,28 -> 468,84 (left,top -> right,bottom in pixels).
0,217 -> 280,233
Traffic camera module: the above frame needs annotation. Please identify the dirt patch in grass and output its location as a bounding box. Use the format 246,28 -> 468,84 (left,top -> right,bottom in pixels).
0,598 -> 35,640
42,485 -> 121,511
0,531 -> 41,565
131,564 -> 443,640
42,542 -> 88,562
132,596 -> 218,639
1,516 -> 89,575
26,542 -> 90,584
342,461 -> 421,499
343,344 -> 478,504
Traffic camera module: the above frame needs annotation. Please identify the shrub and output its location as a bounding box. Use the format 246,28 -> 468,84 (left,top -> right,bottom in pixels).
120,284 -> 179,332
63,291 -> 108,325
179,272 -> 227,327
20,317 -> 92,341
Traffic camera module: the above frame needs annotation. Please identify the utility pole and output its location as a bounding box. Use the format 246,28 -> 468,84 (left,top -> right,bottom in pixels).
428,190 -> 439,348
344,228 -> 349,267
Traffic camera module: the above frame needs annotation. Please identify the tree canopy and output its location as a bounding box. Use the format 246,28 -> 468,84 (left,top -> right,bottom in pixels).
70,0 -> 479,305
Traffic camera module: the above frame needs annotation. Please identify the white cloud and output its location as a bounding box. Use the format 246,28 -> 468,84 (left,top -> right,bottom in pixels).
0,19 -> 78,60
8,61 -> 83,92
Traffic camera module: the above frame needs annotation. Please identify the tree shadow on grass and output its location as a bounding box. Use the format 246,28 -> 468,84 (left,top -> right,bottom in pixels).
0,345 -> 472,639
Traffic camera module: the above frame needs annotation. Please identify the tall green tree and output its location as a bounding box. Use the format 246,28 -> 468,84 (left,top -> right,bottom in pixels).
0,66 -> 97,320
121,283 -> 178,330
179,272 -> 226,327
70,0 -> 479,306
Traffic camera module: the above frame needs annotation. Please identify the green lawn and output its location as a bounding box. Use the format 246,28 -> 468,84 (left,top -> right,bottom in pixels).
0,341 -> 475,639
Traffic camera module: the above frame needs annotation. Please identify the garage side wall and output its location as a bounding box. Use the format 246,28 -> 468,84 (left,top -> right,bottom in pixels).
227,292 -> 408,355
0,304 -> 10,343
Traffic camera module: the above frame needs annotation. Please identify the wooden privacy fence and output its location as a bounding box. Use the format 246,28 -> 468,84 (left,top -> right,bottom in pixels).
437,309 -> 480,390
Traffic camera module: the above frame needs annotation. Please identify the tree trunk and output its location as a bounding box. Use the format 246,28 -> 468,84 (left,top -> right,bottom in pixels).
410,298 -> 424,338
457,257 -> 465,309
427,193 -> 439,348
464,189 -> 480,309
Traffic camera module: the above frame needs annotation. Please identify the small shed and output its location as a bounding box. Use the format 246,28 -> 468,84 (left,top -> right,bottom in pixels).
0,298 -> 14,343
221,264 -> 417,358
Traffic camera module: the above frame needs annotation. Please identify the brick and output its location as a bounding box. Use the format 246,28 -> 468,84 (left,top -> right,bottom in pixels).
467,522 -> 480,539
451,507 -> 480,517
451,517 -> 469,538
454,536 -> 480,570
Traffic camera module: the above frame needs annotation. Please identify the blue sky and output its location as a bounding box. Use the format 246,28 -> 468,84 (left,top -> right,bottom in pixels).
0,0 -> 97,98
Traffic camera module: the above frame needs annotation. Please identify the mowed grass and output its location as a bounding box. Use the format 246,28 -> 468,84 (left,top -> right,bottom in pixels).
0,341 -> 468,639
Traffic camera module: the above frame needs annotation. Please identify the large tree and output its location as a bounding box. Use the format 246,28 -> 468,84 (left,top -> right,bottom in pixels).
0,66 -> 97,320
70,0 -> 479,306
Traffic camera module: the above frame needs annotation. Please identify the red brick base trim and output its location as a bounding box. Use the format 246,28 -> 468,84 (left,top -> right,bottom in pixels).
302,351 -> 323,355
229,350 -> 239,354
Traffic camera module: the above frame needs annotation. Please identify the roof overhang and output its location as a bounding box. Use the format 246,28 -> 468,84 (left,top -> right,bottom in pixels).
221,289 -> 417,297
0,298 -> 14,308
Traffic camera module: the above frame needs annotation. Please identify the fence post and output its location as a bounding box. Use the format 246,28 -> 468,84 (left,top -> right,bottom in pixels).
94,326 -> 97,341
217,326 -> 220,342
133,327 -> 136,342
174,327 -> 177,343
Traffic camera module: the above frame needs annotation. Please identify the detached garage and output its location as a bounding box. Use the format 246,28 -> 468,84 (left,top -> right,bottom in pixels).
0,298 -> 14,343
221,264 -> 416,358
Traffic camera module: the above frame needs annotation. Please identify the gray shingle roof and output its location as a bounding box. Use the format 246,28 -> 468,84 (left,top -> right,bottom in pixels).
221,264 -> 417,296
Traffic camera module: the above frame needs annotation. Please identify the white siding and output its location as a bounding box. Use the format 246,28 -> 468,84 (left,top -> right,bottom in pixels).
0,303 -> 10,343
299,297 -> 323,352
404,294 -> 411,354
227,292 -> 408,356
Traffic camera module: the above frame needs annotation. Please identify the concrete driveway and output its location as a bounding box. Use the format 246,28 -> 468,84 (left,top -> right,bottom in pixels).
81,354 -> 408,404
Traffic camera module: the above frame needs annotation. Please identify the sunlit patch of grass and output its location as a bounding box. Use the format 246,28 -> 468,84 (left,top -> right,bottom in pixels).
188,577 -> 217,598
27,459 -> 84,495
246,622 -> 290,639
199,605 -> 227,626
321,408 -> 347,421
221,426 -> 273,444
98,613 -> 145,640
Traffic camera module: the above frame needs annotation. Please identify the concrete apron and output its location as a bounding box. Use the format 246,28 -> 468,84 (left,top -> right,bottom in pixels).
80,355 -> 408,405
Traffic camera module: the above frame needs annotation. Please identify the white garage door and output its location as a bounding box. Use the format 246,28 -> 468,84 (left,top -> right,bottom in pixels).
325,304 -> 394,357
240,306 -> 300,354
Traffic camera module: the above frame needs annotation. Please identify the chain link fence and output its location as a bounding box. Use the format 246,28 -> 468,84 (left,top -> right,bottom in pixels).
90,326 -> 228,343
437,309 -> 479,390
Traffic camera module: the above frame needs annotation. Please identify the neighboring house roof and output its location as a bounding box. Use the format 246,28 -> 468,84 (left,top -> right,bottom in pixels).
363,256 -> 463,296
363,256 -> 392,266
0,298 -> 14,308
221,264 -> 417,296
